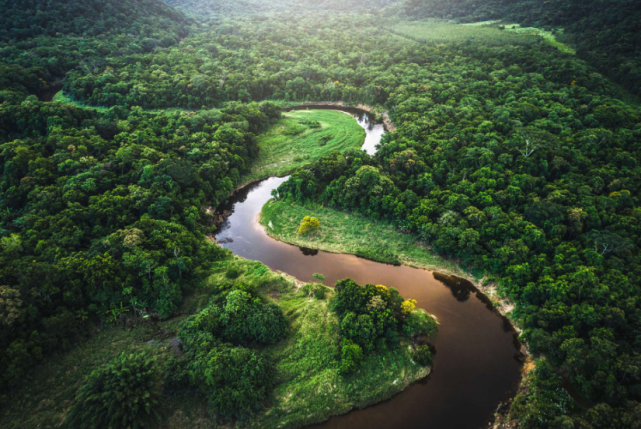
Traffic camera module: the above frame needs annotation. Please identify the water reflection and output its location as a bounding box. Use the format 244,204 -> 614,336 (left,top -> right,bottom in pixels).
299,246 -> 319,256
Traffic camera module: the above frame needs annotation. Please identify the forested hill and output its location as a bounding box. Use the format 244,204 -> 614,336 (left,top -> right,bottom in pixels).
0,0 -> 191,104
0,0 -> 190,41
164,0 -> 398,16
399,0 -> 641,97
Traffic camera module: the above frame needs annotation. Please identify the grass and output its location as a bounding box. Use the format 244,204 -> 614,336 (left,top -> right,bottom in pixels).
497,22 -> 576,55
260,200 -> 478,281
240,109 -> 365,185
203,257 -> 429,429
389,19 -> 539,46
248,292 -> 427,429
52,90 -> 191,114
0,256 -> 427,429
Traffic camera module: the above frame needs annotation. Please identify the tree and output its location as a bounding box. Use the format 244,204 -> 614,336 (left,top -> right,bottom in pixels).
0,286 -> 22,327
298,216 -> 320,234
400,299 -> 417,315
67,352 -> 163,429
403,309 -> 438,339
339,339 -> 363,375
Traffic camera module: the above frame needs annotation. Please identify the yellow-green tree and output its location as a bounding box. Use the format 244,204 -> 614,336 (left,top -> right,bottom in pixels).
298,216 -> 320,234
400,299 -> 417,315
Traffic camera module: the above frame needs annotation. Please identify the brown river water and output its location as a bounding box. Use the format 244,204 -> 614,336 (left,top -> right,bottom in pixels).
214,109 -> 522,429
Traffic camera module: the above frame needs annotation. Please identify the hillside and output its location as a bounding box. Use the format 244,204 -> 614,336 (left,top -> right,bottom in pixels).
398,0 -> 641,96
0,0 -> 190,41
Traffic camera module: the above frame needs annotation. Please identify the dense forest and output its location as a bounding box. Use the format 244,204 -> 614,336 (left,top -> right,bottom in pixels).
400,0 -> 641,96
1,0 -> 641,427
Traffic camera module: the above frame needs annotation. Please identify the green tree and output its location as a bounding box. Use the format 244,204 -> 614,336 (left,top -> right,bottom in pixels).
67,352 -> 163,429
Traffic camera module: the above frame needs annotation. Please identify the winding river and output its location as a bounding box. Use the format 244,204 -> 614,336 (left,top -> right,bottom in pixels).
215,109 -> 523,429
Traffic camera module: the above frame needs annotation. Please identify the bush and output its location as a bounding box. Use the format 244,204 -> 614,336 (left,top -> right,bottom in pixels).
412,345 -> 433,366
355,249 -> 401,266
339,339 -> 363,375
225,266 -> 241,279
402,309 -> 438,339
313,285 -> 326,300
66,352 -> 163,429
183,336 -> 273,421
222,290 -> 288,345
179,290 -> 288,346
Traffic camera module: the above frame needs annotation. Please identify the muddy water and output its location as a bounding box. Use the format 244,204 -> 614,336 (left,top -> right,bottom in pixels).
215,109 -> 522,429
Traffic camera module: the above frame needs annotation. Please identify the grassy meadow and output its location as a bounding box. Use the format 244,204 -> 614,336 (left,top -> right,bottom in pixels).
389,20 -> 539,46
260,200 -> 477,280
240,109 -> 365,185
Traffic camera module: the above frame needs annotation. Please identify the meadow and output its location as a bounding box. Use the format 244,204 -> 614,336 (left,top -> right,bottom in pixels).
260,200 -> 476,280
241,109 -> 365,185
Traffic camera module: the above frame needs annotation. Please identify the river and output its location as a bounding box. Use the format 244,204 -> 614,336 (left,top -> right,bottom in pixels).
214,109 -> 522,429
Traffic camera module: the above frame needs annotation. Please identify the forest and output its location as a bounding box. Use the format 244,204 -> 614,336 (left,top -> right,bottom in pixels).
1,0 -> 640,427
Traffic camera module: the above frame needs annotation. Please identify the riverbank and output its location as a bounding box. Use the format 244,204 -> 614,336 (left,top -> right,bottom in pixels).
260,200 -> 476,281
282,101 -> 395,132
0,253 -> 430,429
259,199 -> 534,428
219,258 -> 431,429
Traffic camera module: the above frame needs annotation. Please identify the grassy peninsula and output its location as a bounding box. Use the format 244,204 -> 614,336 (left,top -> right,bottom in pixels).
260,200 -> 476,280
241,109 -> 366,185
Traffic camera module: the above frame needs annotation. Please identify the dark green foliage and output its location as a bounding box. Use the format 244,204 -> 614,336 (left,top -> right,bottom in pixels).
313,285 -> 327,300
0,0 -> 190,42
66,352 -> 163,429
175,289 -> 284,421
355,249 -> 401,266
400,0 -> 641,96
1,0 -> 640,424
412,345 -> 433,366
0,100 -> 280,394
180,333 -> 273,421
339,339 -> 364,375
332,279 -> 435,372
403,309 -> 438,339
180,290 -> 288,346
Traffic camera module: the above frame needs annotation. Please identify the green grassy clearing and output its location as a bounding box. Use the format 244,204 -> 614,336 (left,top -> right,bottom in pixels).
52,90 -> 191,114
389,19 -> 538,46
250,292 -> 427,429
497,22 -> 576,54
260,200 -> 478,281
241,109 -> 365,185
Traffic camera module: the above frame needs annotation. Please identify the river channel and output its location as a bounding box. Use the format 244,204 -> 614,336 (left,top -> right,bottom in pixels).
215,108 -> 522,429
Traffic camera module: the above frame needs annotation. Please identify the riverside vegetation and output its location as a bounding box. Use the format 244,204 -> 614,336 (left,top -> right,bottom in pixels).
1,0 -> 641,427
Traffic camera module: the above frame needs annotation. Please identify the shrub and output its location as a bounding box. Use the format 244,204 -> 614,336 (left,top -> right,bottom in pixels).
400,299 -> 417,315
313,285 -> 326,299
66,352 -> 163,429
403,309 -> 438,339
225,266 -> 241,279
339,339 -> 363,375
184,337 -> 273,421
355,249 -> 401,266
340,311 -> 377,352
412,345 -> 434,366
222,290 -> 288,345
